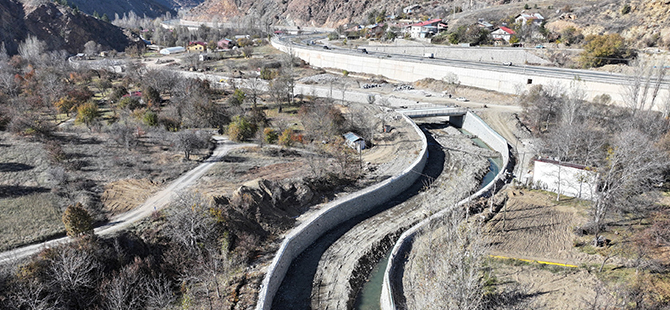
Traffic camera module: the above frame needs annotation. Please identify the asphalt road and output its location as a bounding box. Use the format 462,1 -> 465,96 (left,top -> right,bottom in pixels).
0,136 -> 244,264
285,36 -> 664,86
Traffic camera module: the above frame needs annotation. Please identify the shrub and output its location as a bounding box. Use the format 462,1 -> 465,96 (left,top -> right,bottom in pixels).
260,67 -> 277,80
54,97 -> 78,114
75,102 -> 99,128
227,89 -> 246,107
264,128 -> 278,144
62,202 -> 94,237
142,86 -> 161,107
278,128 -> 294,147
227,115 -> 256,142
143,111 -> 158,126
579,33 -> 634,68
117,96 -> 142,110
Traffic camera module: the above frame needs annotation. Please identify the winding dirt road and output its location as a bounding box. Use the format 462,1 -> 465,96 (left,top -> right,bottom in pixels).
0,137 -> 244,264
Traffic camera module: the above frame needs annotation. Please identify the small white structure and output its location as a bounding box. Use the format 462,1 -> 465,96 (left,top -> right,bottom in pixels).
403,4 -> 421,14
343,132 -> 366,152
533,158 -> 597,200
159,46 -> 186,55
515,13 -> 545,26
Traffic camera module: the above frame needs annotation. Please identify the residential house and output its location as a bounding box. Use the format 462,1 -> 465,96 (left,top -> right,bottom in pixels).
343,132 -> 366,152
187,41 -> 207,53
365,23 -> 386,37
477,19 -> 493,30
403,4 -> 421,14
490,26 -> 516,43
532,157 -> 596,200
217,38 -> 234,49
159,46 -> 186,55
515,12 -> 544,26
407,18 -> 445,39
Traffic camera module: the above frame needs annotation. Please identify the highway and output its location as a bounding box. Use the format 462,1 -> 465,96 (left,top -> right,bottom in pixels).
281,36 -> 666,86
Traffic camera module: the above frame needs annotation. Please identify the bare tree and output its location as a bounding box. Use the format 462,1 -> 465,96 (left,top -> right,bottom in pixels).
624,59 -> 667,114
590,129 -> 668,245
47,247 -> 101,309
101,263 -> 146,310
170,130 -> 211,160
145,275 -> 175,310
84,41 -> 101,57
406,209 -> 488,310
19,36 -> 46,65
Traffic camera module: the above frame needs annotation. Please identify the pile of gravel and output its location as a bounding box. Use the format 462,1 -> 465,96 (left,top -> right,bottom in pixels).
299,73 -> 341,84
393,84 -> 414,91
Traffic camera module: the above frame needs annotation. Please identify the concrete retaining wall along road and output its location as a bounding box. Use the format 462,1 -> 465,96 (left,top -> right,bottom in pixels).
380,111 -> 510,310
255,114 -> 428,310
364,44 -> 550,65
271,38 -> 668,110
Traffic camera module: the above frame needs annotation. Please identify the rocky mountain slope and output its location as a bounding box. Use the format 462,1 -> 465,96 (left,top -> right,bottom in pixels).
0,0 -> 134,55
67,0 -> 205,19
185,0 -> 670,49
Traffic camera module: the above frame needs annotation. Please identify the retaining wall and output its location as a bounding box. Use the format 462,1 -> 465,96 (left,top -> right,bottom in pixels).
364,44 -> 550,65
272,38 -> 668,110
255,114 -> 428,310
380,111 -> 510,310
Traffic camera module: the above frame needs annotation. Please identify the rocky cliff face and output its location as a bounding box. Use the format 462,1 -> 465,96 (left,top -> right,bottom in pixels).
0,0 -> 134,55
67,0 -> 206,19
185,0 -> 410,27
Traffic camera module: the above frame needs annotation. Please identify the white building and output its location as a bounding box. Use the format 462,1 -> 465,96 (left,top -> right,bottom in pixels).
159,46 -> 186,55
515,13 -> 545,26
403,5 -> 421,14
491,26 -> 516,43
532,158 -> 597,200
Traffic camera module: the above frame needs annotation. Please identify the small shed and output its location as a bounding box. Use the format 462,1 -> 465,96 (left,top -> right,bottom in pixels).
159,46 -> 186,55
343,132 -> 366,152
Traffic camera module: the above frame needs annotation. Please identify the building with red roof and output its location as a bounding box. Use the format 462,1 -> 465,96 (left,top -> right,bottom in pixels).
491,26 -> 516,43
407,18 -> 445,39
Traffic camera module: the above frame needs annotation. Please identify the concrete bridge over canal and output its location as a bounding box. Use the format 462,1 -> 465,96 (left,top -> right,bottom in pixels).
396,106 -> 468,119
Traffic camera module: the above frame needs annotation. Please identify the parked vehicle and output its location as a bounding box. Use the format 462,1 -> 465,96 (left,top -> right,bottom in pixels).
502,62 -> 513,66
535,44 -> 545,49
423,53 -> 434,58
456,97 -> 468,102
360,48 -> 368,54
323,45 -> 330,50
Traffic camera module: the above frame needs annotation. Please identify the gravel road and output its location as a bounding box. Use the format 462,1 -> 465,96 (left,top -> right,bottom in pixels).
0,137 -> 247,264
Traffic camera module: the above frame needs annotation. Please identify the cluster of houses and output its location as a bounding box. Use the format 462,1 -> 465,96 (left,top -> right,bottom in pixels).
158,35 -> 251,55
342,10 -> 545,45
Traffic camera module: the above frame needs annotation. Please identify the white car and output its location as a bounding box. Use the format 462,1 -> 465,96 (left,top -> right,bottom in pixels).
456,97 -> 468,102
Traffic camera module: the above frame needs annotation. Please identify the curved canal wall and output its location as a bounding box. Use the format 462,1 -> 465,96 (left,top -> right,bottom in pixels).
380,111 -> 510,310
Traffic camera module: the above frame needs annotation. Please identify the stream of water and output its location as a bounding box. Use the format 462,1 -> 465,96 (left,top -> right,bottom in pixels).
352,133 -> 503,310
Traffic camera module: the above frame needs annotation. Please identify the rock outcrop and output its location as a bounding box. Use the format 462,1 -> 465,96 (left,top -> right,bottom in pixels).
0,0 -> 134,55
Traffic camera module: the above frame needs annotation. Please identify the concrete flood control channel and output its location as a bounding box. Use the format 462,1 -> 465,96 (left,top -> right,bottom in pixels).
272,126 -> 446,309
354,135 -> 503,310
272,122 -> 497,309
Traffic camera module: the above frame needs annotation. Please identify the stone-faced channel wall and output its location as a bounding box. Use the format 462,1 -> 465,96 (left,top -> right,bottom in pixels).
380,112 -> 510,310
255,114 -> 428,310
